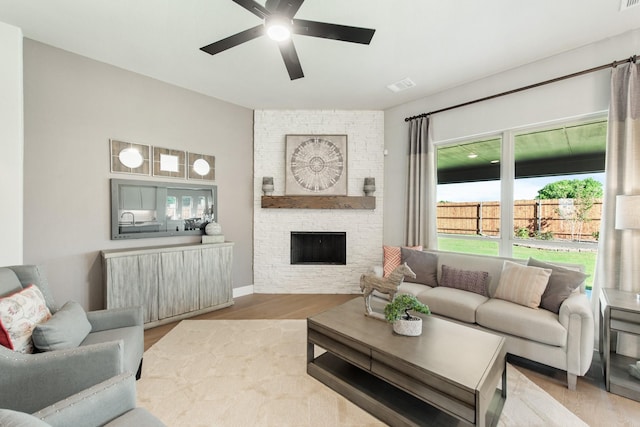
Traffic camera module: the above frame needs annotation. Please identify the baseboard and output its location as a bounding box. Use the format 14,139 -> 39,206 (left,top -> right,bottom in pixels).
233,284 -> 254,298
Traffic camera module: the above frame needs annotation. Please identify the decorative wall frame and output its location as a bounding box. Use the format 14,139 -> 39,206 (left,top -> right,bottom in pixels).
187,152 -> 215,181
153,147 -> 186,178
285,134 -> 348,195
110,139 -> 150,175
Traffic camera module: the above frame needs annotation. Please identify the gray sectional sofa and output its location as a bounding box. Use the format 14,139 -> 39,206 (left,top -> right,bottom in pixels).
377,249 -> 594,390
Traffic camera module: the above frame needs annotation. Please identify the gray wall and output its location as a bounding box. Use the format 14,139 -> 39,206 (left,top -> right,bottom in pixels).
383,29 -> 640,246
0,22 -> 23,266
23,39 -> 254,310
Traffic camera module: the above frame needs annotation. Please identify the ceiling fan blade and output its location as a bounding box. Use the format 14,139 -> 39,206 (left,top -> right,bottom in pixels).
232,0 -> 270,19
278,39 -> 304,80
274,0 -> 305,17
200,25 -> 265,55
292,19 -> 375,44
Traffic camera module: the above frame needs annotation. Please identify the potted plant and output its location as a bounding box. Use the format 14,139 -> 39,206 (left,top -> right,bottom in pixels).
384,294 -> 430,336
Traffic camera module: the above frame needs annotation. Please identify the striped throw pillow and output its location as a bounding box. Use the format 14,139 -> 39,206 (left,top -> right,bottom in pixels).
494,261 -> 551,309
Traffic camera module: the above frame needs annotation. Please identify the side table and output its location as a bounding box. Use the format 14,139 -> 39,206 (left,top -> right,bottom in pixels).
600,288 -> 640,401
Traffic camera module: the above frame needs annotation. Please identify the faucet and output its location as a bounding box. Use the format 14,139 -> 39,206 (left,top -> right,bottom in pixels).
120,211 -> 135,225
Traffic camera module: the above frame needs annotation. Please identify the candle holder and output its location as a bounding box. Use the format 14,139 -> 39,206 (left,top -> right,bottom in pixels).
363,177 -> 376,196
262,177 -> 274,196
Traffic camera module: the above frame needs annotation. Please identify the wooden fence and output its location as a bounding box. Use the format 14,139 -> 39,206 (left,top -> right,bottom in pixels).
437,198 -> 602,242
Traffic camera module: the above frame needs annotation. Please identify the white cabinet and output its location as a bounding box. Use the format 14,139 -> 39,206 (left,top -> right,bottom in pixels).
199,246 -> 233,309
120,186 -> 157,210
140,187 -> 156,210
104,253 -> 159,323
102,242 -> 234,328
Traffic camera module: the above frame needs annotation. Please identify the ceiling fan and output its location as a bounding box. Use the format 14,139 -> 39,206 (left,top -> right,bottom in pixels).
200,0 -> 376,80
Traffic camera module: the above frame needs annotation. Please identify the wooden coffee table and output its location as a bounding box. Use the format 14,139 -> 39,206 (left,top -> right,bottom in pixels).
307,298 -> 506,426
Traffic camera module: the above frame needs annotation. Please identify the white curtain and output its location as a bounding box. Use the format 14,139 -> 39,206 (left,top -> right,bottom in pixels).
591,61 -> 640,352
406,116 -> 437,248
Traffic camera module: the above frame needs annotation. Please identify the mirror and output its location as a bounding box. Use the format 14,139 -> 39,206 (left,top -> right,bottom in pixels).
111,178 -> 217,240
118,147 -> 144,168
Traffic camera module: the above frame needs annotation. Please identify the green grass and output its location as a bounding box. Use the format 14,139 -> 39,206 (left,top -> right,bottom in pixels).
437,237 -> 596,289
436,237 -> 500,256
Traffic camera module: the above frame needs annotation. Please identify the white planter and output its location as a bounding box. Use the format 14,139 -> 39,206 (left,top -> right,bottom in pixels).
392,316 -> 422,336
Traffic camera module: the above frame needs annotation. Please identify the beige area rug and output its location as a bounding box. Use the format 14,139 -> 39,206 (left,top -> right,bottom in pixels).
137,320 -> 588,427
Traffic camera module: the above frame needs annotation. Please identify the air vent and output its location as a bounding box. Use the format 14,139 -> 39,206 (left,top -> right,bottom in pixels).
387,77 -> 416,93
620,0 -> 640,11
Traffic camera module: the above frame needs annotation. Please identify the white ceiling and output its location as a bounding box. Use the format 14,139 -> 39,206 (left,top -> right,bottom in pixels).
1,0 -> 640,110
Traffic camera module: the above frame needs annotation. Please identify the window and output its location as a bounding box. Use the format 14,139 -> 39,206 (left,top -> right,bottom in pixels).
166,196 -> 177,219
181,196 -> 193,219
436,116 -> 606,289
195,195 -> 208,219
437,137 -> 502,256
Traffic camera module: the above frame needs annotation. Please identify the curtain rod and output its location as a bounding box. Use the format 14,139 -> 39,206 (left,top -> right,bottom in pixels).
404,54 -> 638,122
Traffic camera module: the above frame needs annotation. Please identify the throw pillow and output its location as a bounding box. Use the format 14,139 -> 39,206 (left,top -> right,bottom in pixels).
527,258 -> 588,314
494,261 -> 552,309
401,248 -> 438,286
0,285 -> 52,353
440,265 -> 489,296
383,245 -> 422,277
32,301 -> 92,352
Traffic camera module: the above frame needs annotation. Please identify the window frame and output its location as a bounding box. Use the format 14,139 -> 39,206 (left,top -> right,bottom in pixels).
434,111 -> 607,258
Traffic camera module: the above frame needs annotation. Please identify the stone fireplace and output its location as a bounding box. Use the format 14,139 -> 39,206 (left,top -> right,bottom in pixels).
253,110 -> 384,293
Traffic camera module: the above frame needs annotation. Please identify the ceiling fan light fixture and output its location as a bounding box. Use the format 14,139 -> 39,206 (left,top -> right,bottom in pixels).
200,1 -> 376,81
265,16 -> 292,42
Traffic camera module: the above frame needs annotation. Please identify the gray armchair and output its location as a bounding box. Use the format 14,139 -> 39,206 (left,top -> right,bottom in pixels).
0,373 -> 165,426
0,265 -> 144,413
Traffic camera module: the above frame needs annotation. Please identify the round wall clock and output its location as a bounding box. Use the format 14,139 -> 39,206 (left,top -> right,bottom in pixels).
290,137 -> 344,192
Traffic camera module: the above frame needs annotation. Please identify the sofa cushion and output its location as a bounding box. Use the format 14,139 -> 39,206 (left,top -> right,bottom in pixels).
383,245 -> 422,277
0,285 -> 52,353
401,248 -> 438,286
104,408 -> 166,427
417,287 -> 488,323
440,265 -> 489,296
477,298 -> 567,346
32,301 -> 92,351
397,281 -> 434,297
0,409 -> 50,427
81,326 -> 144,375
527,258 -> 588,314
373,280 -> 432,301
5,266 -> 58,312
494,261 -> 551,309
0,268 -> 23,298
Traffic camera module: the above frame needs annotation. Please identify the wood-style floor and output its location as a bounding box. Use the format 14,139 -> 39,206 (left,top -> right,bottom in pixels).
144,293 -> 640,427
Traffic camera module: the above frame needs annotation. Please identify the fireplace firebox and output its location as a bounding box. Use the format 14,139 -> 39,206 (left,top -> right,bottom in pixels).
291,232 -> 346,265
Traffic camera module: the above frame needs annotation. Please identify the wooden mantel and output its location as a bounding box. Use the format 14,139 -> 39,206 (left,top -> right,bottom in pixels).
261,196 -> 375,210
